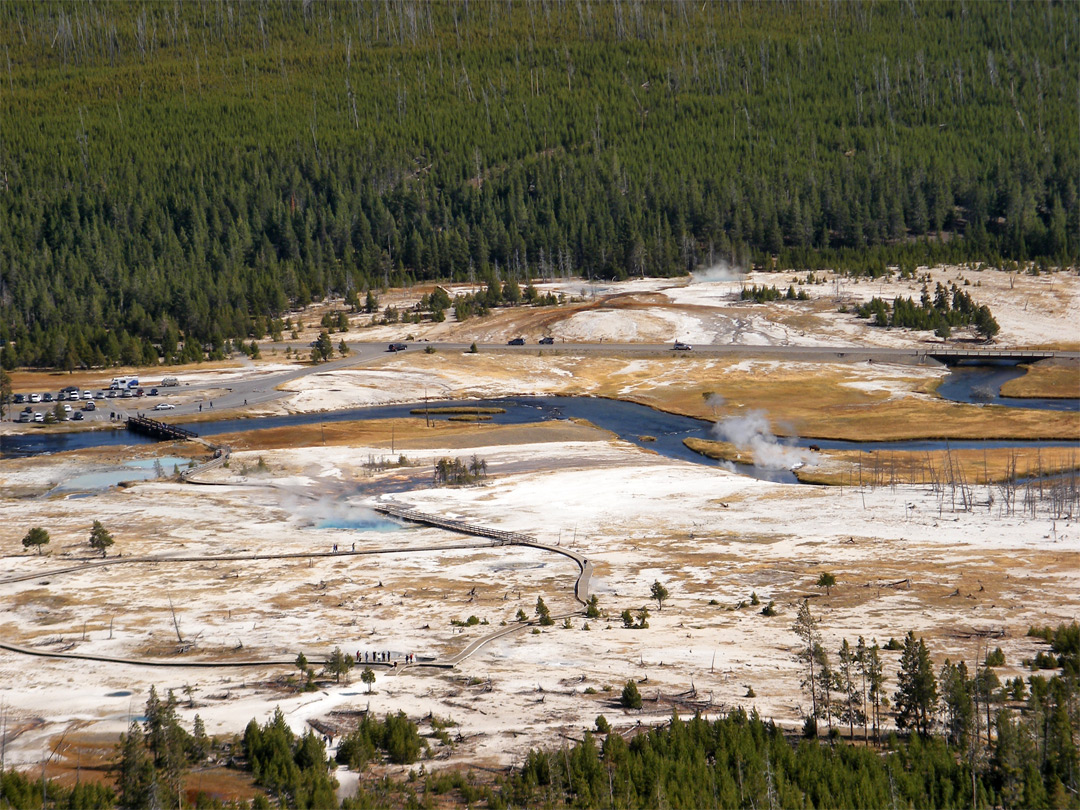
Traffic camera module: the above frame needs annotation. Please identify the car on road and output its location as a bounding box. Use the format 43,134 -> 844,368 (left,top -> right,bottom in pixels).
387,342 -> 408,352
508,337 -> 526,345
153,403 -> 176,411
673,341 -> 693,351
538,336 -> 555,345
72,411 -> 84,421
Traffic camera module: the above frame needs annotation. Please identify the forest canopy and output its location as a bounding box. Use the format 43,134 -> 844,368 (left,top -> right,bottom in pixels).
1,0 -> 1076,368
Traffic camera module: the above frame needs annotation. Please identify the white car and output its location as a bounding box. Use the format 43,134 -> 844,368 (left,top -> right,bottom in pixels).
153,402 -> 176,411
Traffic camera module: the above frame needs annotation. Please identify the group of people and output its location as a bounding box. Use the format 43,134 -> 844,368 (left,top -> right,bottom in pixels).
356,650 -> 416,665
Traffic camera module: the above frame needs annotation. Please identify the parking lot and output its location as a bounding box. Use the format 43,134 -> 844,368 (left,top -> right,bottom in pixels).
11,384 -> 174,425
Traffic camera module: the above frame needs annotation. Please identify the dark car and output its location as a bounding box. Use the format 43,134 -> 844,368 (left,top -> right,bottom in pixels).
149,388 -> 159,396
673,341 -> 693,351
387,342 -> 408,352
73,411 -> 84,421
538,336 -> 555,345
43,392 -> 54,402
13,393 -> 25,404
508,337 -> 526,345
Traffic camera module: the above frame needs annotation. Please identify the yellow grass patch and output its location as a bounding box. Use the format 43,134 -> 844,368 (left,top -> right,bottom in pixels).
1000,361 -> 1080,399
213,418 -> 606,452
793,445 -> 1080,486
387,351 -> 1079,441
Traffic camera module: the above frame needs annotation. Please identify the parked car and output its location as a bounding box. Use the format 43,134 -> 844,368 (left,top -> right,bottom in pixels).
13,393 -> 25,404
62,403 -> 73,413
149,388 -> 159,396
121,390 -> 133,398
538,336 -> 555,345
673,341 -> 693,351
82,390 -> 93,399
33,412 -> 44,422
43,392 -> 54,402
73,411 -> 84,421
84,401 -> 96,411
61,385 -> 79,395
153,402 -> 176,411
135,388 -> 145,397
508,337 -> 526,345
94,391 -> 105,399
387,342 -> 408,352
106,390 -> 118,398
29,393 -> 41,403
17,411 -> 32,423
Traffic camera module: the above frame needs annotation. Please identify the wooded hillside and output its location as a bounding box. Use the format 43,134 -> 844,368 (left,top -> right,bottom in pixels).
1,1 -> 1075,368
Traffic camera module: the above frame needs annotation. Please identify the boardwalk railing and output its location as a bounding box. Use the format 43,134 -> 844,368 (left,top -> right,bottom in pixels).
372,503 -> 591,607
372,504 -> 536,545
180,447 -> 231,483
127,415 -> 198,441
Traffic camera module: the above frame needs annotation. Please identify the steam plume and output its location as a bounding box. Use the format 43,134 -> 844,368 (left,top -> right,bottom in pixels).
691,260 -> 745,284
712,410 -> 813,471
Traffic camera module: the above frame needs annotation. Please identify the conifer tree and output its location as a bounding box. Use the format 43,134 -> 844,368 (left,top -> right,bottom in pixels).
894,631 -> 938,736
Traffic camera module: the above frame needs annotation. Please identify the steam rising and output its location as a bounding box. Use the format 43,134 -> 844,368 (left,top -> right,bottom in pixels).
294,498 -> 399,531
712,410 -> 813,471
691,260 -> 745,284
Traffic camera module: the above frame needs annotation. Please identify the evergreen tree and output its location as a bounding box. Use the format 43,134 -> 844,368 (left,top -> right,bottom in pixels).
793,600 -> 822,724
21,526 -> 50,555
650,580 -> 670,611
89,520 -> 115,557
894,631 -> 938,736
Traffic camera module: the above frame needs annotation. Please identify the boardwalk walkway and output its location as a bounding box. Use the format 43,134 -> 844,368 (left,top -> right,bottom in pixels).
0,506 -> 592,671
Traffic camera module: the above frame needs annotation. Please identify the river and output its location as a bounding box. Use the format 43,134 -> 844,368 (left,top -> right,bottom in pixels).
3,366 -> 1077,484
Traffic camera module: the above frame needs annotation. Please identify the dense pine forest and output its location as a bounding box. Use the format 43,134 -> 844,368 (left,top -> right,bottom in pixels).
1,1 -> 1076,368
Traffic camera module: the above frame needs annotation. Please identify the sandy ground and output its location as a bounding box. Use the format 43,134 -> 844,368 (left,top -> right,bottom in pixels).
0,268 -> 1076,796
328,265 -> 1079,349
0,425 -> 1075,782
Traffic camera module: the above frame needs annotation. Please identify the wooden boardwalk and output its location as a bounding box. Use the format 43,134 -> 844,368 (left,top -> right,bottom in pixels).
127,415 -> 199,441
0,506 -> 592,671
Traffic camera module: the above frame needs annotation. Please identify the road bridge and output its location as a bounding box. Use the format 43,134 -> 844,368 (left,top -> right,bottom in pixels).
921,348 -> 1058,365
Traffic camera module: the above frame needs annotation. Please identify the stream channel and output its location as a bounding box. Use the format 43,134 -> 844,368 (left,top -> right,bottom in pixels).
4,365 -> 1076,484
